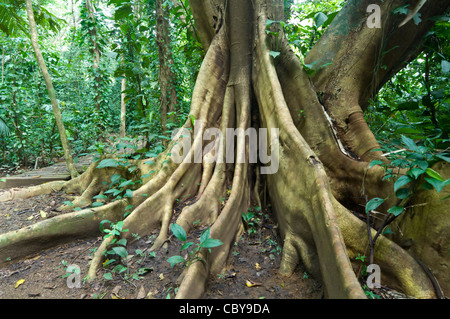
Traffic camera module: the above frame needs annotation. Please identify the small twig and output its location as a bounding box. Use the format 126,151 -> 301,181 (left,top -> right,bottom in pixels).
381,149 -> 406,157
364,195 -> 375,266
70,238 -> 101,265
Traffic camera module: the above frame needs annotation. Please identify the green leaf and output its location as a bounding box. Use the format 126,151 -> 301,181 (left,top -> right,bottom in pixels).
180,242 -> 195,251
119,179 -> 134,188
269,51 -> 280,59
382,227 -> 395,235
63,201 -> 74,207
369,160 -> 384,169
190,115 -> 195,126
171,223 -> 187,242
200,238 -> 223,249
103,272 -> 113,280
424,178 -> 449,193
110,174 -> 121,185
416,160 -> 429,170
167,255 -> 185,267
266,19 -> 276,27
200,228 -> 210,244
91,202 -> 104,207
408,167 -> 425,179
388,206 -> 405,217
314,12 -> 328,27
396,188 -> 411,199
124,189 -> 134,198
114,4 -> 132,20
394,175 -> 413,192
442,60 -> 450,74
104,188 -> 122,196
425,168 -> 444,182
103,259 -> 116,267
436,154 -> 450,163
365,197 -> 385,214
303,61 -> 318,70
116,238 -> 127,246
97,159 -> 120,169
115,221 -> 124,232
395,101 -> 419,111
99,220 -> 112,234
111,246 -> 128,259
421,181 -> 434,190
112,264 -> 127,273
400,135 -> 419,152
93,194 -> 108,200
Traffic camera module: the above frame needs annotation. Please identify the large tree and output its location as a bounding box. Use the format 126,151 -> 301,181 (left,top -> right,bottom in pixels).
1,0 -> 449,299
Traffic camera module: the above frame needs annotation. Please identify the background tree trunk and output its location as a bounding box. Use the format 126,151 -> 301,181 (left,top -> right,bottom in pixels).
120,75 -> 126,138
84,0 -> 102,112
156,0 -> 178,137
25,0 -> 77,178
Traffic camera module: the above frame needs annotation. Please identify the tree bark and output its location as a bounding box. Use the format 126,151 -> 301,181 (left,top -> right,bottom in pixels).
84,0 -> 102,111
120,75 -> 126,138
156,0 -> 178,137
25,0 -> 78,179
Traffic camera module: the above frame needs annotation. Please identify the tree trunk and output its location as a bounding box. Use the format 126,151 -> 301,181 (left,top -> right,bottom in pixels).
1,44 -> 4,85
25,0 -> 78,179
120,75 -> 126,138
84,0 -> 102,112
2,0 -> 449,299
156,0 -> 178,137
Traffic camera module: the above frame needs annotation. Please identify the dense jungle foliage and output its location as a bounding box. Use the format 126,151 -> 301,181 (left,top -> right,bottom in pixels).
1,0 -> 449,175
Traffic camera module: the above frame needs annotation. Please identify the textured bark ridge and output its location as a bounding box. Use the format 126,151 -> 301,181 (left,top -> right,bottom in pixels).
1,0 -> 449,298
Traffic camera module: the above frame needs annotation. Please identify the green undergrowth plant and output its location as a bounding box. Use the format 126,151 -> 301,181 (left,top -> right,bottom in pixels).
80,137 -> 170,210
99,220 -> 153,281
241,205 -> 264,237
364,134 -> 450,263
167,223 -> 223,268
354,254 -> 381,299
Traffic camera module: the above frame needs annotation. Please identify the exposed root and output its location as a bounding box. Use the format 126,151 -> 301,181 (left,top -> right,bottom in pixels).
0,200 -> 126,265
87,233 -> 115,280
0,181 -> 66,202
333,198 -> 436,298
85,25 -> 231,280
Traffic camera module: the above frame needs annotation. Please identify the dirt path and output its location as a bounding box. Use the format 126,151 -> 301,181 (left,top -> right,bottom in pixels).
0,191 -> 322,299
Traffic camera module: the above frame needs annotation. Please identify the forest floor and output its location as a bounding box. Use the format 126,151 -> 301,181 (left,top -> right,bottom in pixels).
0,135 -> 323,299
0,188 -> 323,299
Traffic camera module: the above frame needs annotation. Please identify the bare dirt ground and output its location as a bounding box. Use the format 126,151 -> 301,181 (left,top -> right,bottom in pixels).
0,189 -> 323,300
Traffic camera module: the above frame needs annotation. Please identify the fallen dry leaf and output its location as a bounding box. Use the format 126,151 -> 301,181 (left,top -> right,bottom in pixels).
40,210 -> 47,218
245,279 -> 262,287
136,285 -> 146,299
111,285 -> 123,299
111,293 -> 123,299
15,279 -> 25,288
